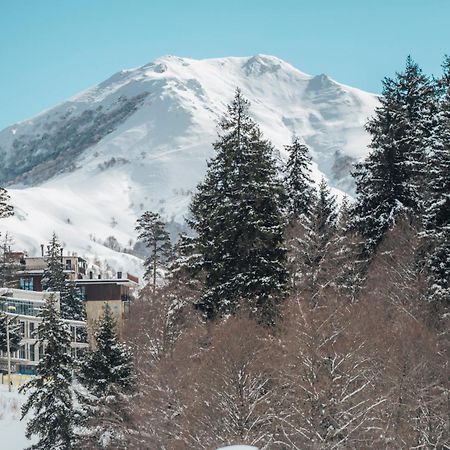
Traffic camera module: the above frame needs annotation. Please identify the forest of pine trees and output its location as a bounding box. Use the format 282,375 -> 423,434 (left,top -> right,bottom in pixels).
0,56 -> 448,449
120,59 -> 448,449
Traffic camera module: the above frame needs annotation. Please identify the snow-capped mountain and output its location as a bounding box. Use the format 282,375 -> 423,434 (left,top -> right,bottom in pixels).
0,55 -> 379,277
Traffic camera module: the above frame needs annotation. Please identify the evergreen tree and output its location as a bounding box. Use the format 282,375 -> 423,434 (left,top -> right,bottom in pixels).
0,232 -> 21,288
0,188 -> 15,287
0,187 -> 13,219
77,304 -> 135,449
283,136 -> 315,221
41,233 -> 66,294
135,211 -> 172,294
351,57 -> 435,253
426,230 -> 450,316
328,196 -> 366,302
189,88 -> 287,322
0,312 -> 21,353
311,178 -> 338,241
422,57 -> 450,317
78,303 -> 134,397
61,281 -> 86,321
42,234 -> 84,320
298,179 -> 338,297
20,294 -> 76,450
423,56 -> 450,236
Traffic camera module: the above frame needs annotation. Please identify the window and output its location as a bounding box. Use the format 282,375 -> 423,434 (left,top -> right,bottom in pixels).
29,344 -> 36,361
19,277 -> 34,291
29,322 -> 36,339
19,345 -> 26,360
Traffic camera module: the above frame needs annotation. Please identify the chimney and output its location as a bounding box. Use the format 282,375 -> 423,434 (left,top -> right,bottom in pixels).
40,244 -> 44,257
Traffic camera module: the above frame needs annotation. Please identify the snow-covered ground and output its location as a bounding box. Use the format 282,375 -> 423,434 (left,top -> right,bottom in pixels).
0,384 -> 35,450
0,54 -> 378,275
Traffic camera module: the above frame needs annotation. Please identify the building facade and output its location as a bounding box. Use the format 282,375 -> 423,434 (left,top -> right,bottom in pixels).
76,276 -> 137,341
0,288 -> 88,375
7,251 -> 138,342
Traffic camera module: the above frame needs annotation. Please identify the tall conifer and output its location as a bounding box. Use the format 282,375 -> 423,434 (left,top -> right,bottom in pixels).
351,57 -> 434,253
189,89 -> 287,322
20,295 -> 76,450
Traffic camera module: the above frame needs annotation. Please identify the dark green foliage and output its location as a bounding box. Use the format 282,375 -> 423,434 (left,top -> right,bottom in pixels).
62,281 -> 86,322
189,89 -> 287,322
0,312 -> 21,353
42,233 -> 85,320
41,233 -> 65,294
76,304 -> 135,449
310,178 -> 338,242
78,304 -> 134,397
423,56 -> 450,236
351,57 -> 435,254
0,187 -> 13,218
426,230 -> 450,321
0,232 -> 21,288
283,136 -> 314,221
289,179 -> 338,297
20,295 -> 76,450
135,210 -> 172,293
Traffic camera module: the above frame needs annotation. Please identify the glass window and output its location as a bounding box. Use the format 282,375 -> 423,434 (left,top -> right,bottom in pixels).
29,344 -> 36,361
19,277 -> 34,291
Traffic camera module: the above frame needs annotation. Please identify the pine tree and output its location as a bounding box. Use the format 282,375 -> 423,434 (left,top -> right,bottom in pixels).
189,88 -> 287,322
41,233 -> 66,294
62,281 -> 86,321
0,312 -> 21,353
135,211 -> 172,294
283,136 -> 315,221
328,196 -> 366,302
426,230 -> 450,318
311,178 -> 338,241
77,304 -> 135,449
422,57 -> 450,316
20,294 -> 76,450
351,57 -> 435,254
42,234 -> 84,320
297,179 -> 338,297
424,56 -> 450,236
0,231 -> 21,288
78,303 -> 134,397
0,187 -> 13,219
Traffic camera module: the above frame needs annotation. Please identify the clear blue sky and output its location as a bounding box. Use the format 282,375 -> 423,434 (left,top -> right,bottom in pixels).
1,0 -> 448,129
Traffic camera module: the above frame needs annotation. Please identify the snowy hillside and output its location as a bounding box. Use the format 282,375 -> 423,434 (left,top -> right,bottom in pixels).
0,55 -> 378,275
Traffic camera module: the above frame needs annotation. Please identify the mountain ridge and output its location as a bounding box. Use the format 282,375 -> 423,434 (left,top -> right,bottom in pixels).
0,54 -> 379,276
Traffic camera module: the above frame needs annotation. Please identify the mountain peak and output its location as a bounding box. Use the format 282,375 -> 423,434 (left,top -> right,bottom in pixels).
0,54 -> 379,276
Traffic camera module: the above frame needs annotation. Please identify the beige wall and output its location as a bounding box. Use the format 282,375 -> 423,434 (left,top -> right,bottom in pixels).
85,300 -> 124,346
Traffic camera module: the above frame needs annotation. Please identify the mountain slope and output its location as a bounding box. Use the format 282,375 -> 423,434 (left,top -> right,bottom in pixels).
0,55 -> 379,276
